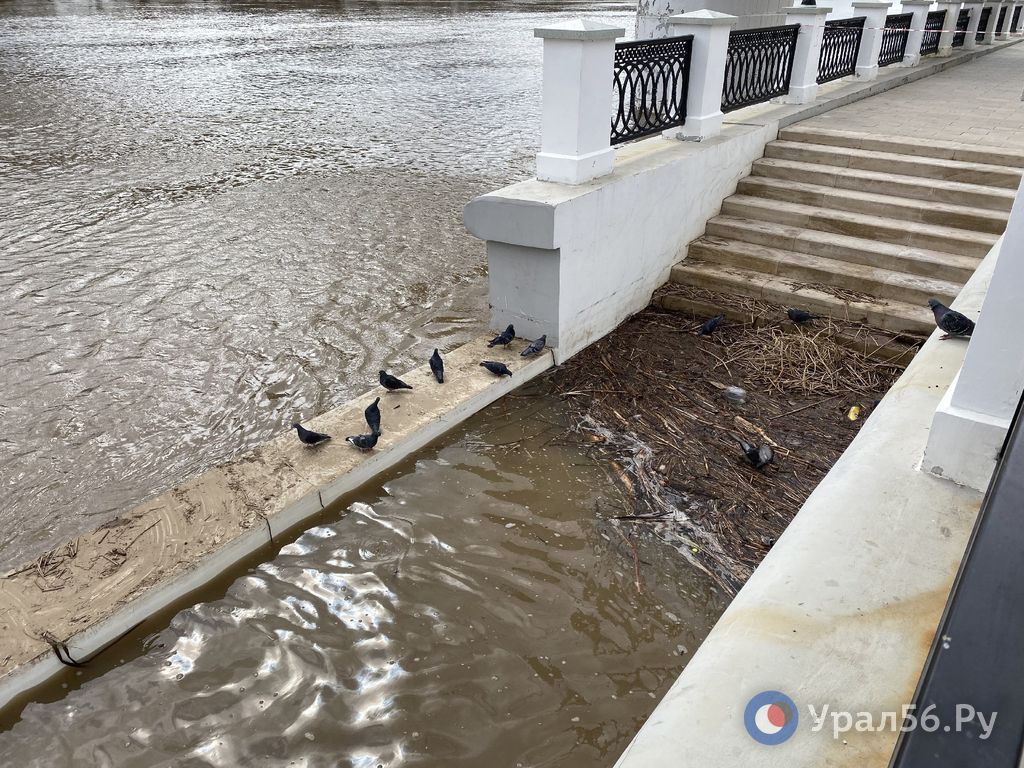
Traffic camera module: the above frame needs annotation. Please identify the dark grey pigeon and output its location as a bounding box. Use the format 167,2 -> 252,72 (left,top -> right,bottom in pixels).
698,315 -> 725,336
736,436 -> 773,469
521,335 -> 547,357
787,308 -> 819,324
487,324 -> 515,348
928,299 -> 975,339
293,422 -> 331,446
346,432 -> 379,451
379,370 -> 412,391
429,349 -> 444,383
364,397 -> 381,435
480,360 -> 513,377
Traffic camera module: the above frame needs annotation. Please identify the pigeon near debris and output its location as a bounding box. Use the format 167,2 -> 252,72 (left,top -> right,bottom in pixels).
346,432 -> 379,452
698,315 -> 725,337
429,349 -> 445,383
787,308 -> 819,324
364,397 -> 381,436
928,299 -> 975,339
480,360 -> 513,377
293,422 -> 331,446
487,324 -> 515,348
736,436 -> 774,470
379,370 -> 413,391
521,335 -> 546,357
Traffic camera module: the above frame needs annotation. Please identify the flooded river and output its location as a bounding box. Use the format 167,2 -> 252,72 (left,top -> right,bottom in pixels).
0,0 -> 634,569
0,386 -> 726,766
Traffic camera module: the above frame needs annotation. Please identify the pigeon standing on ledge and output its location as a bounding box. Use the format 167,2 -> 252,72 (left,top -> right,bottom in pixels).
346,432 -> 379,451
429,349 -> 445,383
698,315 -> 725,336
736,436 -> 774,470
521,335 -> 546,357
928,299 -> 975,339
480,360 -> 513,377
787,308 -> 819,324
379,370 -> 413,391
293,422 -> 331,446
364,397 -> 381,435
488,324 -> 515,347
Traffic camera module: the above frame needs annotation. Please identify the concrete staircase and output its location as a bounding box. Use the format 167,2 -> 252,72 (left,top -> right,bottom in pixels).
670,126 -> 1024,334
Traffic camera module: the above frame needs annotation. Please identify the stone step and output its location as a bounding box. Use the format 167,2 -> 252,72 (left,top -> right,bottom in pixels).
750,158 -> 1016,213
687,236 -> 960,305
668,262 -> 934,334
720,195 -> 998,257
704,215 -> 979,284
764,140 -> 1023,189
778,125 -> 1024,169
736,175 -> 1008,235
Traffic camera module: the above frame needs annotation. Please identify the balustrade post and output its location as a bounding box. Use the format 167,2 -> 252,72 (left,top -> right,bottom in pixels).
852,0 -> 892,79
962,1 -> 985,47
900,0 -> 933,65
777,4 -> 832,105
981,0 -> 1000,42
664,11 -> 737,141
935,1 -> 961,55
996,0 -> 1013,36
923,174 -> 1024,490
533,19 -> 624,185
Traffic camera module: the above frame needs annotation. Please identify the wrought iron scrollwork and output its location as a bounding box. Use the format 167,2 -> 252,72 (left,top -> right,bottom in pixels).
996,5 -> 1007,34
720,24 -> 800,113
817,16 -> 865,84
1013,5 -> 1022,33
952,8 -> 971,48
920,10 -> 946,56
610,35 -> 694,146
976,6 -> 992,41
878,13 -> 912,67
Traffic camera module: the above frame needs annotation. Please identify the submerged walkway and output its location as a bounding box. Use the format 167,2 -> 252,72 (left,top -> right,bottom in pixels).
616,43 -> 1024,768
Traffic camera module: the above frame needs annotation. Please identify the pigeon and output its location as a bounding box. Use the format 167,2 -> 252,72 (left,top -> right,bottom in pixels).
787,308 -> 819,324
379,370 -> 412,391
487,324 -> 515,348
480,360 -> 513,377
928,299 -> 975,339
521,334 -> 547,357
698,315 -> 725,336
429,349 -> 444,383
346,432 -> 379,452
736,436 -> 774,469
293,422 -> 331,446
364,397 -> 381,436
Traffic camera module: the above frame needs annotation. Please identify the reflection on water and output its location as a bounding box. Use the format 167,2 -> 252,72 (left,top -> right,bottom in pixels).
0,387 -> 725,766
0,0 -> 634,568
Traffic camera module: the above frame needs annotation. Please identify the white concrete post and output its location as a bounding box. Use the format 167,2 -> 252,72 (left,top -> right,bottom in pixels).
962,1 -> 985,48
924,176 -> 1024,490
853,1 -> 893,79
935,1 -> 961,55
636,0 -> 688,39
981,0 -> 1000,42
663,10 -> 737,140
996,0 -> 1014,36
533,20 -> 625,186
777,5 -> 832,104
901,0 -> 934,66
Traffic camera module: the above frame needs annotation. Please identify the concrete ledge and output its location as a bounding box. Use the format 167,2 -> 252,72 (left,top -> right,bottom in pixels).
613,241 -> 1003,766
0,337 -> 554,711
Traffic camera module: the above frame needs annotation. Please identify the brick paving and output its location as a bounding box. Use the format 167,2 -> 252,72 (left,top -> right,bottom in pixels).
800,43 -> 1024,151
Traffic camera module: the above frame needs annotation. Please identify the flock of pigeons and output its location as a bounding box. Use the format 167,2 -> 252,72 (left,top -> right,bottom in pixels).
292,295 -> 974,467
291,325 -> 548,453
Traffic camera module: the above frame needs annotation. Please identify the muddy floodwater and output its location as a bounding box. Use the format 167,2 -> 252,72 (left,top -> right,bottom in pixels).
0,0 -> 634,569
0,386 -> 726,766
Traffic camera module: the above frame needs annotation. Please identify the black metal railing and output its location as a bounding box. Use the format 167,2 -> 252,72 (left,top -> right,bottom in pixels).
976,5 -> 992,40
996,5 -> 1007,34
952,8 -> 971,48
1013,5 -> 1022,33
818,16 -> 866,84
878,13 -> 913,66
721,24 -> 800,113
920,10 -> 947,55
610,35 -> 694,145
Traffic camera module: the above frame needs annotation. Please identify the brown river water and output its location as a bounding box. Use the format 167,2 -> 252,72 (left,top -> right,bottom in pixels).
0,385 -> 726,765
